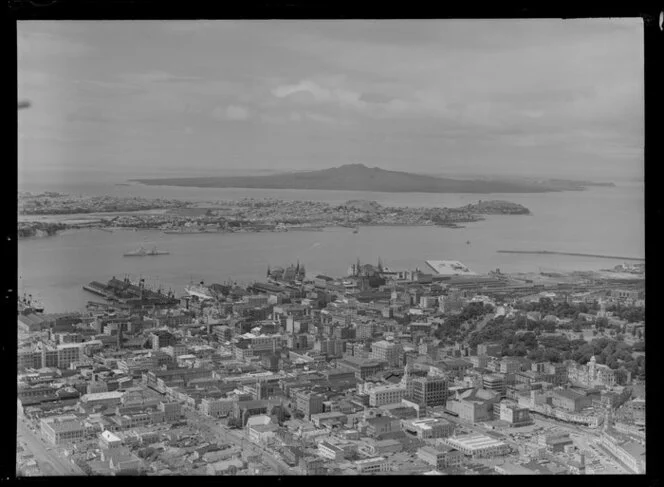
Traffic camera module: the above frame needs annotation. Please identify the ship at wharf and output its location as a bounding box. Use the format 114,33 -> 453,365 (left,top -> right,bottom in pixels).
82,275 -> 179,309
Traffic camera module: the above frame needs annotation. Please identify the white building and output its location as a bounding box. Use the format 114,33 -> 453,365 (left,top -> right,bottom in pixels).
369,384 -> 406,407
354,456 -> 390,474
440,434 -> 511,459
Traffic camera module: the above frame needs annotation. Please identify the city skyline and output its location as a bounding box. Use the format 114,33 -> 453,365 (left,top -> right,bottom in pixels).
18,19 -> 643,186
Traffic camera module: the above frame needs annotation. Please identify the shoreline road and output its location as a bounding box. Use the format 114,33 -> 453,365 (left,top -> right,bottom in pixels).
17,418 -> 85,476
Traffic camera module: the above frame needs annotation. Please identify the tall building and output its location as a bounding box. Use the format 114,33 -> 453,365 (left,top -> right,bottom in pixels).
369,385 -> 406,407
295,391 -> 324,419
150,330 -> 176,351
412,376 -> 448,408
370,340 -> 401,367
356,322 -> 375,340
482,374 -> 506,398
314,338 -> 345,358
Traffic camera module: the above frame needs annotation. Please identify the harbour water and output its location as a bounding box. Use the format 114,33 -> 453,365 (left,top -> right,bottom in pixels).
18,182 -> 644,313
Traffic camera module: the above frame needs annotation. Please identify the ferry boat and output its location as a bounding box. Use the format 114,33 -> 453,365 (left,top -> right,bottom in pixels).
123,245 -> 170,257
184,281 -> 215,300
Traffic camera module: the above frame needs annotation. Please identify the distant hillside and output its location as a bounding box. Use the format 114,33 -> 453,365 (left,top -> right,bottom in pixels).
130,164 -> 610,194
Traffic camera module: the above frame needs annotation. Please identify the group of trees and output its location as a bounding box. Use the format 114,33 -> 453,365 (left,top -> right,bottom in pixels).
433,302 -> 494,342
462,312 -> 645,377
515,297 -> 599,317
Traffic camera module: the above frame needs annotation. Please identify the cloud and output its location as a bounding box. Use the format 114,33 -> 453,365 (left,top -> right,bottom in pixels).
304,112 -> 339,124
271,79 -> 365,110
17,31 -> 93,59
117,71 -> 204,85
213,105 -> 251,121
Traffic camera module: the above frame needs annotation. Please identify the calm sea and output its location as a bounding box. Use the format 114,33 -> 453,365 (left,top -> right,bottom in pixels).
17,181 -> 644,313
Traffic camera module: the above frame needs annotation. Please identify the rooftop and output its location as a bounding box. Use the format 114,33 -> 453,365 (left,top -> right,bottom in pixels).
82,391 -> 124,401
446,434 -> 507,450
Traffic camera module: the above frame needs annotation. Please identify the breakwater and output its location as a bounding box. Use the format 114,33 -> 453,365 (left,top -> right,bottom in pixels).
497,250 -> 644,261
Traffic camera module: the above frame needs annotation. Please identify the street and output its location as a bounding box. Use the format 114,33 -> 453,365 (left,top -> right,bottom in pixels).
182,408 -> 297,475
17,418 -> 85,476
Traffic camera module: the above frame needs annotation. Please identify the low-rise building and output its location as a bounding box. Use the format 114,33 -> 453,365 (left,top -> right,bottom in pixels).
401,418 -> 455,439
354,456 -> 390,474
200,398 -> 235,418
40,416 -> 85,445
417,445 -> 464,469
440,434 -> 511,459
499,402 -> 533,427
369,385 -> 406,407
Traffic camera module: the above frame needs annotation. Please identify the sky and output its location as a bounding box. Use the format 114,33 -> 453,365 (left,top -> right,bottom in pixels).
17,19 -> 644,184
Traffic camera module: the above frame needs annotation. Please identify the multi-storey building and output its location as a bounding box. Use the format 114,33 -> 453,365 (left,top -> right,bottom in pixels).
295,391 -> 324,419
40,416 -> 85,445
354,457 -> 390,474
200,398 -> 235,418
356,322 -> 375,340
314,338 -> 345,358
417,445 -> 465,469
369,385 -> 406,407
402,418 -> 455,439
370,340 -> 401,367
482,374 -> 506,398
150,330 -> 176,351
440,434 -> 511,459
412,376 -> 448,407
567,356 -> 630,388
499,402 -> 533,426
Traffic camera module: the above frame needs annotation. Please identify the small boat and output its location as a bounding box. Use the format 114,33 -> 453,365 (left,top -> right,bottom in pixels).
466,240 -> 471,245
123,245 -> 170,257
353,226 -> 359,234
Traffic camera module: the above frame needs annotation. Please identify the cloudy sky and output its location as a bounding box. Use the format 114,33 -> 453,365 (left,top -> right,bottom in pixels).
18,19 -> 643,183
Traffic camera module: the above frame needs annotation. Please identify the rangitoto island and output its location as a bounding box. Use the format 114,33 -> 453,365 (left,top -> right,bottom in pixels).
129,163 -> 614,194
17,192 -> 530,238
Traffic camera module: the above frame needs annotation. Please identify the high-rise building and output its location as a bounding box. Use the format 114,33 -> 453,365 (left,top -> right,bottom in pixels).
295,391 -> 324,419
412,376 -> 448,407
370,340 -> 401,367
150,330 -> 176,350
483,374 -> 506,398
